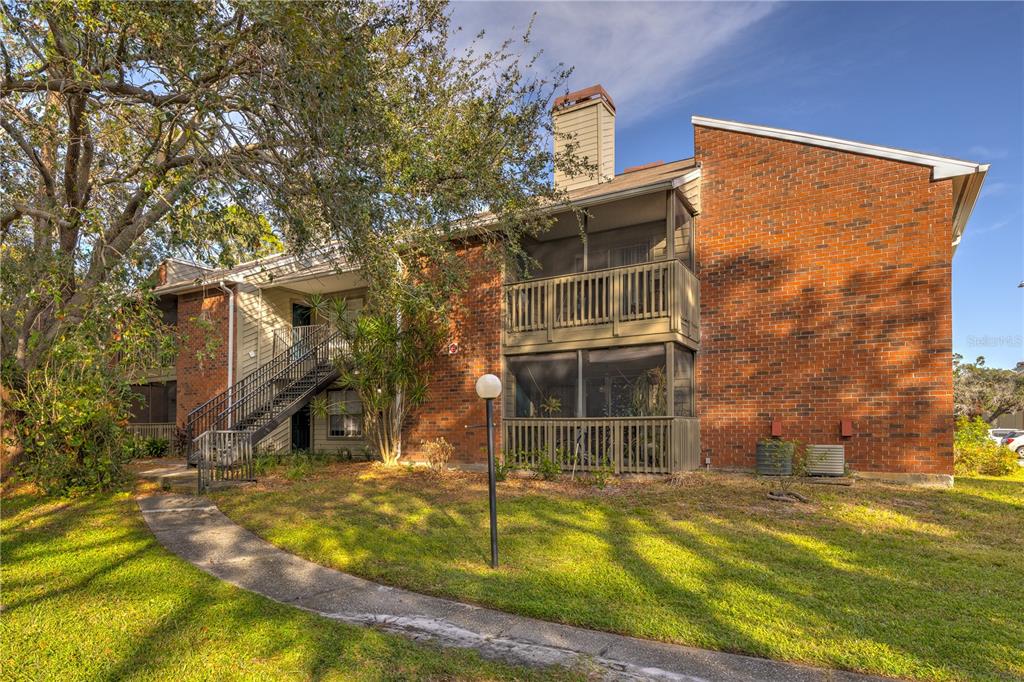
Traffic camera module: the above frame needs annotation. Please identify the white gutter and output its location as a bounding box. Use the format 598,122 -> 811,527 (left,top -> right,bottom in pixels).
216,281 -> 236,426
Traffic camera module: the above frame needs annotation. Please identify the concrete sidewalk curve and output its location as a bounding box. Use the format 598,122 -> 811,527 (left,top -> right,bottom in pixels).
138,494 -> 892,682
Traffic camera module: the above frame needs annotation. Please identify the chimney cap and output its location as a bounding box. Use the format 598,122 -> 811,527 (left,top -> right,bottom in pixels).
553,84 -> 616,113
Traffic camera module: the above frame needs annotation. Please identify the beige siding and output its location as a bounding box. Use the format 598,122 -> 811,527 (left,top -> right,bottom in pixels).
252,421 -> 290,454
235,283 -> 263,380
239,286 -> 366,456
681,173 -> 701,215
599,104 -> 615,180
553,99 -> 616,191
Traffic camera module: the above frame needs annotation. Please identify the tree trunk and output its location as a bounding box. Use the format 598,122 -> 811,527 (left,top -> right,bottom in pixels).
0,383 -> 25,480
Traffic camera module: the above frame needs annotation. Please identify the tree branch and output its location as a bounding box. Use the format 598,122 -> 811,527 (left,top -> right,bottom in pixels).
0,116 -> 56,198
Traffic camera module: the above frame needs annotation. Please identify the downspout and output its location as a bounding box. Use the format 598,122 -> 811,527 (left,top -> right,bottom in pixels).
217,281 -> 235,426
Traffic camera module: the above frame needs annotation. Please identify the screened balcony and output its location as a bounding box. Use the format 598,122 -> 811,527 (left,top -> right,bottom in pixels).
504,189 -> 699,351
503,344 -> 699,473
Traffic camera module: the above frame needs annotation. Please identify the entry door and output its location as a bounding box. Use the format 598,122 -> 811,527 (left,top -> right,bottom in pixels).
290,303 -> 313,356
291,405 -> 311,452
292,303 -> 312,327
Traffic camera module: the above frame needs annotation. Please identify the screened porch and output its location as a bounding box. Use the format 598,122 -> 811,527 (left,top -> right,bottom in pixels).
503,343 -> 699,473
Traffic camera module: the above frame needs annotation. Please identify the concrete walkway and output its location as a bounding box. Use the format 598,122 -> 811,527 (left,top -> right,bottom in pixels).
138,493 -> 890,682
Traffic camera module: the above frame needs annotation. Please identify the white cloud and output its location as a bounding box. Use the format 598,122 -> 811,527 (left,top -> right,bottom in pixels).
980,181 -> 1010,199
969,145 -> 1009,160
449,1 -> 779,127
967,216 -> 1014,237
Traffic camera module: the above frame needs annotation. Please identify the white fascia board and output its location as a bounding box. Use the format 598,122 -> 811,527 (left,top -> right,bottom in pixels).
692,116 -> 988,180
671,168 -> 702,187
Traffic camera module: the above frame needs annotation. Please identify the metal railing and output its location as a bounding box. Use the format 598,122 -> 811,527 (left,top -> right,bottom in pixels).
185,325 -> 344,465
195,430 -> 254,490
504,416 -> 700,474
272,324 -> 333,358
504,259 -> 699,341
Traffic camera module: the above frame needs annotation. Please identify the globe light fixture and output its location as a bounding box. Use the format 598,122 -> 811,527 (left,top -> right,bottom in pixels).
475,373 -> 502,567
475,373 -> 502,400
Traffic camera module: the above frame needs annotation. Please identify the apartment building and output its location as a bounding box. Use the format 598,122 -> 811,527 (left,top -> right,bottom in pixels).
131,85 -> 988,486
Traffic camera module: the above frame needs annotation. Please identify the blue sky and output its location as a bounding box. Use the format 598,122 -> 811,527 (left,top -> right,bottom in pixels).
452,1 -> 1024,368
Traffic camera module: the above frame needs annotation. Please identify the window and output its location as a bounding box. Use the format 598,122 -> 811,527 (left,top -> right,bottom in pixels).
507,345 -> 675,419
157,296 -> 177,327
673,345 -> 695,417
505,352 -> 577,417
129,381 -> 177,423
327,389 -> 362,438
582,346 -> 666,417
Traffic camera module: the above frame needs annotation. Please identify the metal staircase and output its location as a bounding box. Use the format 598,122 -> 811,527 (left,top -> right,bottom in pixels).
186,325 -> 345,491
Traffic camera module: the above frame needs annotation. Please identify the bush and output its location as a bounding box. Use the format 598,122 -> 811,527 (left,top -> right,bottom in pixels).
954,416 -> 1017,476
13,378 -> 131,496
423,437 -> 454,471
532,454 -> 560,481
126,436 -> 170,460
494,458 -> 515,482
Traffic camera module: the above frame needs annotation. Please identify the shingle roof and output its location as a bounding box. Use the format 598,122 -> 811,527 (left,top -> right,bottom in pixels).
565,158 -> 698,203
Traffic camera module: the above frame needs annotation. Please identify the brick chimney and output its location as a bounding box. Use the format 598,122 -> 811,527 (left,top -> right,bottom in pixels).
552,85 -> 616,191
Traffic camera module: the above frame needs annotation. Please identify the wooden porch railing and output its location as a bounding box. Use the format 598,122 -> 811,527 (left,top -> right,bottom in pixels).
126,422 -> 176,441
504,259 -> 699,343
504,417 -> 700,474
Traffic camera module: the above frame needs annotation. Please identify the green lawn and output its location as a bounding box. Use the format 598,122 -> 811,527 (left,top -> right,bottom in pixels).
0,486 -> 578,681
212,464 -> 1024,682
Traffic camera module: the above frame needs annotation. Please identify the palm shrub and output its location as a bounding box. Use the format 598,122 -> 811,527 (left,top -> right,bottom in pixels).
954,416 -> 1017,476
325,292 -> 446,466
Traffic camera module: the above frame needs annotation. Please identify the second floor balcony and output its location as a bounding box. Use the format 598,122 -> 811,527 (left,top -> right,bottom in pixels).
504,258 -> 700,351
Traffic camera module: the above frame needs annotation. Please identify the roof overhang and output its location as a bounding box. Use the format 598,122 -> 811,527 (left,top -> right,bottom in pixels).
692,115 -> 989,252
153,275 -> 245,296
692,116 -> 988,180
551,168 -> 701,213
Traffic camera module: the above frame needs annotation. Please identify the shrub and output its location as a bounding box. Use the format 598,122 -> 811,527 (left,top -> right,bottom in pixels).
494,458 -> 514,482
144,437 -> 169,458
954,416 -> 1017,476
284,450 -> 313,480
12,365 -> 133,496
590,460 -> 614,489
125,436 -> 170,461
532,454 -> 560,481
423,437 -> 454,471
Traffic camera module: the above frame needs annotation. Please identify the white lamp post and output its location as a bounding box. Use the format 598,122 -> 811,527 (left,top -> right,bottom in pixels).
475,373 -> 502,568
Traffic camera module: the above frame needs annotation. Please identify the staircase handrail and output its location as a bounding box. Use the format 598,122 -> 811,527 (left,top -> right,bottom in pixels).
185,326 -> 323,423
185,326 -> 345,455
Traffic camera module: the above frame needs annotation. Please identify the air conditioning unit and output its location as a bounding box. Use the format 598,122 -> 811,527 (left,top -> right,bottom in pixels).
806,444 -> 845,477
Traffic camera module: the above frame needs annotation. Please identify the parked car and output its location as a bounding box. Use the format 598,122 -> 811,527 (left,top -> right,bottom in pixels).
988,428 -> 1022,444
1000,433 -> 1024,458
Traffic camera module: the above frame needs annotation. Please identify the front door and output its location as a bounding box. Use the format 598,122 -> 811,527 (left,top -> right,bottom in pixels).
291,405 -> 311,452
292,303 -> 312,327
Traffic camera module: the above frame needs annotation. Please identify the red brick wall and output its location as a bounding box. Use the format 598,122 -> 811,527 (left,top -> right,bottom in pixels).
175,288 -> 231,426
403,244 -> 503,466
694,126 -> 955,476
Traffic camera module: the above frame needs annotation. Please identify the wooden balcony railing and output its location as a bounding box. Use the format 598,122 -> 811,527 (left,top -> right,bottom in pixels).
504,259 -> 699,348
504,416 -> 700,474
127,422 -> 177,440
